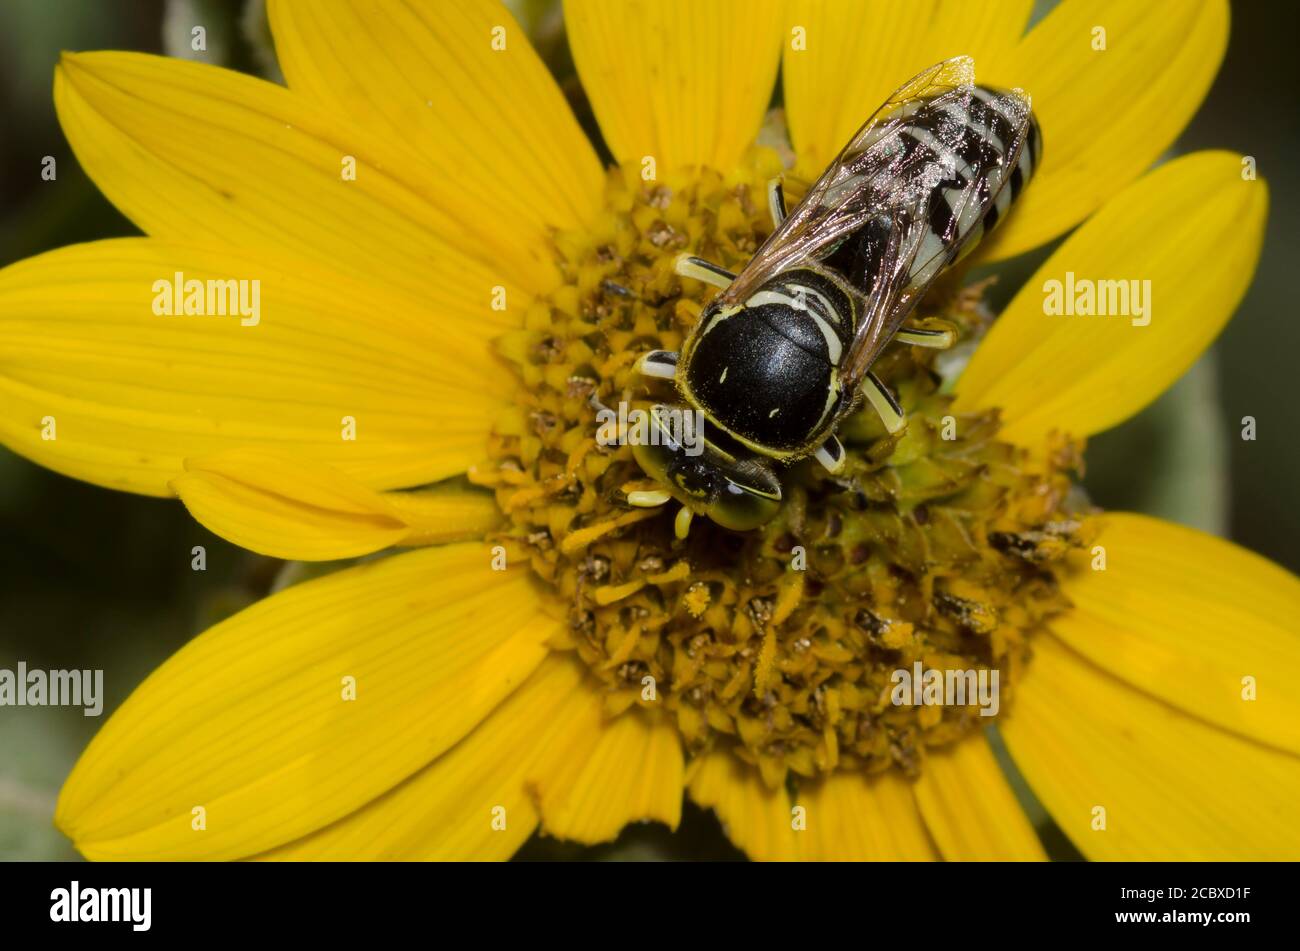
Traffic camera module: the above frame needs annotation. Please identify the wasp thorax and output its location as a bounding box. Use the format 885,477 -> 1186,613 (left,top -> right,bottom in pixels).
477,153 -> 1093,789
679,275 -> 850,458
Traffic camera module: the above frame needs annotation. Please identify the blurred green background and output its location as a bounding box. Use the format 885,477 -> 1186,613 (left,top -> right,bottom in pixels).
1,0 -> 1296,861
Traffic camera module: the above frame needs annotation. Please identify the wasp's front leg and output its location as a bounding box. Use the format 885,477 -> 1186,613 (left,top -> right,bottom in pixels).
674,254 -> 735,289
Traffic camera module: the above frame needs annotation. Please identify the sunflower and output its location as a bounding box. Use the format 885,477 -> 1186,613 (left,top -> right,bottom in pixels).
5,0 -> 1295,862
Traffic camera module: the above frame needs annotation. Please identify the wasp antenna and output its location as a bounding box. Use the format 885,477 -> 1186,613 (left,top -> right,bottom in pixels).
674,254 -> 736,289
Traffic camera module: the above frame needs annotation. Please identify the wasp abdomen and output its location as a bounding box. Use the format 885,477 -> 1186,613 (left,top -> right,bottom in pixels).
904,85 -> 1042,280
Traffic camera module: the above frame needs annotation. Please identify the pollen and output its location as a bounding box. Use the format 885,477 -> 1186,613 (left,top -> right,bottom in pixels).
476,149 -> 1097,789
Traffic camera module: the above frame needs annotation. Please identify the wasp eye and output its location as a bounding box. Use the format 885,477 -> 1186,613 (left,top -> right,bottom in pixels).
709,480 -> 782,532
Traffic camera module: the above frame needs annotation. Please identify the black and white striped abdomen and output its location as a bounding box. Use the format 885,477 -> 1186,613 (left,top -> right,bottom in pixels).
956,86 -> 1042,248
899,85 -> 1042,288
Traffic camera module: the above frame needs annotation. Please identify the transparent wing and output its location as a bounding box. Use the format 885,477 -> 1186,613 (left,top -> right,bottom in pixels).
840,84 -> 1033,392
718,56 -> 978,307
834,204 -> 927,394
715,53 -> 1032,399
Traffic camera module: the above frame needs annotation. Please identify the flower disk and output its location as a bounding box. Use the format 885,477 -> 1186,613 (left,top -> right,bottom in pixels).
476,150 -> 1099,792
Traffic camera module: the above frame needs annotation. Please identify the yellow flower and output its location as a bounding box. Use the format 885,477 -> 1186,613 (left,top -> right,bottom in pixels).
3,0 -> 1294,860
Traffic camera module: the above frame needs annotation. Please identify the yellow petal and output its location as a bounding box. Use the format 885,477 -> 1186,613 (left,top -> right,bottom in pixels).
172,449 -> 500,560
0,239 -> 505,495
267,0 -> 602,233
1002,633 -> 1300,860
1054,513 -> 1300,755
56,544 -> 556,860
912,732 -> 1046,860
796,771 -> 939,860
955,151 -> 1267,445
385,485 -> 504,547
55,50 -> 555,301
565,0 -> 784,172
784,0 -> 1032,174
686,751 -> 802,861
260,655 -> 601,861
980,0 -> 1229,260
534,709 -> 683,843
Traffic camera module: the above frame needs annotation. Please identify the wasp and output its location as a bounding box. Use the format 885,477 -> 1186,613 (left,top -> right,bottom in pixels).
624,57 -> 1041,536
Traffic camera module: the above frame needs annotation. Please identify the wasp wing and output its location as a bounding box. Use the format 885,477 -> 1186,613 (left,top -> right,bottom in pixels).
718,56 -> 978,307
716,53 -> 1032,399
838,84 -> 1033,393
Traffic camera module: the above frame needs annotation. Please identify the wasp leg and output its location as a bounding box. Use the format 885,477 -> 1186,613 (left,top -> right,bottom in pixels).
863,372 -> 907,434
634,349 -> 679,380
674,254 -> 735,289
767,177 -> 788,227
674,506 -> 695,539
895,324 -> 957,349
814,433 -> 847,474
627,488 -> 672,508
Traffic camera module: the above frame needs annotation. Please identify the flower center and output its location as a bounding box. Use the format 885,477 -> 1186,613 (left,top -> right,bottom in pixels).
477,149 -> 1094,789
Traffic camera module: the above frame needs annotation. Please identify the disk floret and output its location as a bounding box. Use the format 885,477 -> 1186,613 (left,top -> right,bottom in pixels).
476,152 -> 1094,788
